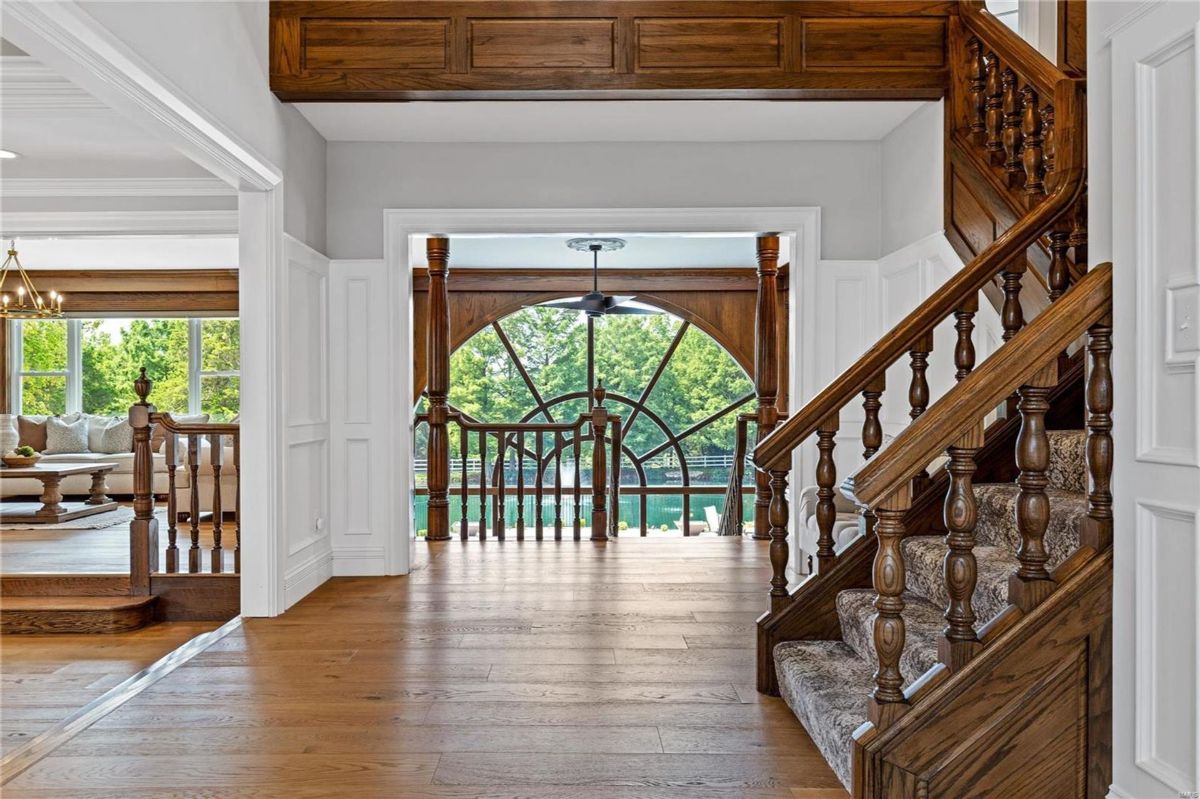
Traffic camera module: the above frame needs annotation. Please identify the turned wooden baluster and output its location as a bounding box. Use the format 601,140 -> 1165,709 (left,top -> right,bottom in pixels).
478,431 -> 487,540
1070,196 -> 1088,266
590,386 -> 609,541
609,418 -> 621,538
572,433 -> 582,540
1042,105 -> 1056,178
209,433 -> 223,573
1021,86 -> 1045,203
187,433 -> 201,573
767,466 -> 790,613
553,431 -> 563,540
1081,317 -> 1114,551
1048,224 -> 1072,301
460,427 -> 469,540
1001,259 -> 1027,415
967,37 -> 987,142
1009,362 -> 1059,612
233,434 -> 240,574
534,432 -> 544,542
494,434 -> 506,541
954,296 -> 978,381
516,430 -> 526,541
164,432 -> 179,573
908,332 -> 934,490
869,484 -> 912,729
984,54 -> 1004,161
940,422 -> 984,672
814,414 -> 839,572
1001,68 -> 1024,181
860,374 -> 885,460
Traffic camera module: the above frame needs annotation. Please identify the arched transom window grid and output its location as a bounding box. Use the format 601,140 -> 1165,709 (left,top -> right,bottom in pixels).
446,306 -> 755,491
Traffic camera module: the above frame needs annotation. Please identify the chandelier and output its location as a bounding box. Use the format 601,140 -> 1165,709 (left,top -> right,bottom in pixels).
0,242 -> 63,319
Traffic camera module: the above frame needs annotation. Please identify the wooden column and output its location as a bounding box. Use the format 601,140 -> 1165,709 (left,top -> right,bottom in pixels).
814,414 -> 839,572
590,385 -> 609,541
967,37 -> 986,143
954,296 -> 978,381
767,467 -> 790,613
1000,67 -> 1024,183
426,236 -> 452,541
861,374 -> 885,459
1020,85 -> 1045,202
129,368 -> 159,596
753,234 -> 781,541
1081,316 -> 1114,551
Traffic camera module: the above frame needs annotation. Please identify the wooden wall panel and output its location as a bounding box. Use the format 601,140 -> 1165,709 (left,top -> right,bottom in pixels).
801,17 -> 945,70
302,18 -> 448,70
471,19 -> 615,69
635,18 -> 782,70
270,1 -> 954,100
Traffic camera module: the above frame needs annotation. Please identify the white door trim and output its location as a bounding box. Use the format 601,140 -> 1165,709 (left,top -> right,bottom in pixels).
383,206 -> 820,575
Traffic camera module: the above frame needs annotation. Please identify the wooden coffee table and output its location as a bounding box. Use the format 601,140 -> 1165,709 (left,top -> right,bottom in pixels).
0,462 -> 119,523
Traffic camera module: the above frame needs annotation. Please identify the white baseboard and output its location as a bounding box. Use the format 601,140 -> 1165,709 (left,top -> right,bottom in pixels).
331,546 -> 389,577
1106,785 -> 1135,799
283,547 -> 332,609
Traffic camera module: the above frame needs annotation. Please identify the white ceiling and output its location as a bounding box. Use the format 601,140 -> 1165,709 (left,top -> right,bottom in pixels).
411,234 -> 788,270
299,100 -> 926,144
0,52 -> 211,179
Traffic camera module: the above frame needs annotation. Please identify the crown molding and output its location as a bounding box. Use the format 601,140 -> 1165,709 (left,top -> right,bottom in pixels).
0,55 -> 109,113
1,210 -> 238,237
2,177 -> 235,198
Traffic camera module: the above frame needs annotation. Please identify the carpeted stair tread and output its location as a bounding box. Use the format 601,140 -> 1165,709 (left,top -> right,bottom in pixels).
902,535 -> 1017,625
775,640 -> 872,790
974,483 -> 1085,566
1046,430 -> 1087,492
836,588 -> 944,688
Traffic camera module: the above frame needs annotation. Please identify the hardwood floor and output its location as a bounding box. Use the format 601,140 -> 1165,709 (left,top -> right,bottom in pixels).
1,537 -> 847,798
0,622 -> 218,757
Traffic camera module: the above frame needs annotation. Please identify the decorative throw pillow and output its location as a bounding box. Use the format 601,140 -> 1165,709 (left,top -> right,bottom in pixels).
44,415 -> 90,455
17,415 -> 48,451
150,414 -> 210,453
91,417 -> 134,454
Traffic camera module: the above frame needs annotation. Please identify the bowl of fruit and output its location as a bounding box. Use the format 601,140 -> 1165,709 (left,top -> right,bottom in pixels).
2,446 -> 41,468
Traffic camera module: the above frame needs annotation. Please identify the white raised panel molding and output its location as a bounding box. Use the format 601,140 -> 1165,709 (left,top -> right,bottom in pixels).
1132,21 -> 1199,467
282,236 -> 331,609
329,259 -> 401,576
1134,500 -> 1200,792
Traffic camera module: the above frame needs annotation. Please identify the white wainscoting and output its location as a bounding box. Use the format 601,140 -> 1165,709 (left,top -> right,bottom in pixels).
328,259 -> 412,576
281,236 -> 332,608
1106,3 -> 1200,796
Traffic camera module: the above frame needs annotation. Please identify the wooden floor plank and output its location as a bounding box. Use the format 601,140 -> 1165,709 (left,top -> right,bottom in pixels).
3,537 -> 845,797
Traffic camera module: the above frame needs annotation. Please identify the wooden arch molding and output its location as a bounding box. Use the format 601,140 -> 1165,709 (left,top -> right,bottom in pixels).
412,266 -> 789,406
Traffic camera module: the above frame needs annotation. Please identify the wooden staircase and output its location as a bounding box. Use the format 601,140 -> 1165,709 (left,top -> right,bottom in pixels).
748,3 -> 1110,796
0,595 -> 157,634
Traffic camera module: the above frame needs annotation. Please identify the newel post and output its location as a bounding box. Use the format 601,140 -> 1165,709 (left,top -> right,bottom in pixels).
753,234 -> 781,540
426,236 -> 452,541
590,384 -> 609,542
129,368 -> 159,595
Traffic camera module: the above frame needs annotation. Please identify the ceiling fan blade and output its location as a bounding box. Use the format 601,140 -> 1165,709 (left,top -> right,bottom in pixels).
603,295 -> 637,309
603,305 -> 661,315
532,297 -> 589,311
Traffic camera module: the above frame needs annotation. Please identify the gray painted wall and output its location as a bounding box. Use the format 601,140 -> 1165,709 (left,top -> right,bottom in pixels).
326,140 -> 886,261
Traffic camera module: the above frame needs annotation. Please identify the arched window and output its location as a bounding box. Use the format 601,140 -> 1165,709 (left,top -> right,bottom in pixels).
415,304 -> 754,534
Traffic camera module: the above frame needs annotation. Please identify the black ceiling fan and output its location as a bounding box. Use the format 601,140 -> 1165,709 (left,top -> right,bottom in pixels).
534,238 -> 658,318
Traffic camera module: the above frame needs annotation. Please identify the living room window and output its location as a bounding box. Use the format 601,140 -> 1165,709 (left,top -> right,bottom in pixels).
9,317 -> 239,419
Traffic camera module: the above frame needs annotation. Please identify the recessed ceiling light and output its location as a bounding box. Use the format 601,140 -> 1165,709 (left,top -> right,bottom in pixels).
0,150 -> 20,159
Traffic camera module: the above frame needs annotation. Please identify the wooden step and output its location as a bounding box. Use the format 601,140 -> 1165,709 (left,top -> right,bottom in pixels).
1,595 -> 157,634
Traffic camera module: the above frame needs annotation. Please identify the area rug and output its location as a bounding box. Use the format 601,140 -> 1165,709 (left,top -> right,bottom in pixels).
0,506 -> 136,532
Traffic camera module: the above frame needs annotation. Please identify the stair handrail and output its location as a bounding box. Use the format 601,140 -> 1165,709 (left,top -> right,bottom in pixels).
754,81 -> 1084,474
842,262 -> 1111,510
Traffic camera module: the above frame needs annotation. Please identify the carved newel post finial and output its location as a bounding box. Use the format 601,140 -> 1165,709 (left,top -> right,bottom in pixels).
593,382 -> 607,407
134,368 -> 153,405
